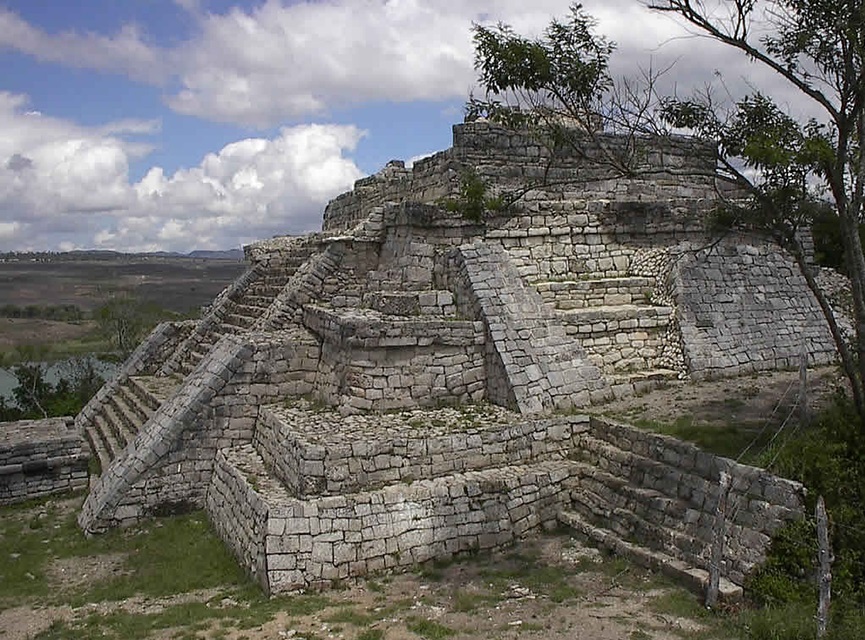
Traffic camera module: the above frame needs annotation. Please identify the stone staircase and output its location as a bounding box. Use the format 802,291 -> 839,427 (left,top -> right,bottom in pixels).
84,375 -> 180,475
534,275 -> 681,392
177,272 -> 294,376
557,417 -> 804,599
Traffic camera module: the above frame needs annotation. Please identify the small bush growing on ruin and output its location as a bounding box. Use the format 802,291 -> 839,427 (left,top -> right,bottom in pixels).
440,169 -> 505,222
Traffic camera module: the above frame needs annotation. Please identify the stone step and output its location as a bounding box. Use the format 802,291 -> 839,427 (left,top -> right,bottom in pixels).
115,383 -> 151,424
230,301 -> 270,317
222,312 -> 259,330
609,369 -> 679,398
243,294 -> 280,308
91,412 -> 122,458
567,470 -> 709,565
570,487 -> 707,564
557,509 -> 742,602
557,304 -> 674,331
535,277 -> 655,310
102,402 -> 136,448
84,419 -> 113,476
574,435 -> 721,519
127,375 -> 177,408
571,461 -> 692,524
106,395 -> 141,442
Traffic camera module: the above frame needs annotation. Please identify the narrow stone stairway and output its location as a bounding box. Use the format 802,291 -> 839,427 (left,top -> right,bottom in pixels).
176,270 -> 303,376
557,418 -> 756,600
534,275 -> 681,394
84,375 -> 181,476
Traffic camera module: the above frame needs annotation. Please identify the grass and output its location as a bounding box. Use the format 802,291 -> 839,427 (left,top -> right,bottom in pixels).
626,414 -> 775,463
9,491 -> 853,640
405,617 -> 457,639
0,495 -> 333,639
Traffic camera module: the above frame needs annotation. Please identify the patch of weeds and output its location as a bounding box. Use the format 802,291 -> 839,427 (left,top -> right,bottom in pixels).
366,579 -> 385,593
322,607 -> 375,626
631,416 -> 769,463
479,548 -> 581,602
75,512 -> 249,603
405,617 -> 456,639
373,597 -> 414,618
356,630 -> 385,640
451,589 -> 502,612
738,603 -> 815,640
630,629 -> 653,640
650,589 -> 710,620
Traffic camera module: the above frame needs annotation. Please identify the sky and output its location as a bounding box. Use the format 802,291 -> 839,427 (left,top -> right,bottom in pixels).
0,0 -> 792,253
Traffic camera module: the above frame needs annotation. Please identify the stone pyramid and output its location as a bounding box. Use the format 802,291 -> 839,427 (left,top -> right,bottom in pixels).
75,121 -> 829,595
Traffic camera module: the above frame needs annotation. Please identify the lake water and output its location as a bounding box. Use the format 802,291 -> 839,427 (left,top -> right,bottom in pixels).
0,357 -> 118,406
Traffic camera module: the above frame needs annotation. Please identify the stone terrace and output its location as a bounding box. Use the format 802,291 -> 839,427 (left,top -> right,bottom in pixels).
67,120 -> 837,597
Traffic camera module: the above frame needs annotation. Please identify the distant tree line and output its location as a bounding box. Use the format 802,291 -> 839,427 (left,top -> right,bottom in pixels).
0,304 -> 86,322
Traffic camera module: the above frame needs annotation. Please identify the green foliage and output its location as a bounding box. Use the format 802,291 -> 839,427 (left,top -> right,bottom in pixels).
746,397 -> 865,619
94,294 -> 178,357
0,303 -> 85,322
441,169 -> 505,222
468,3 -> 612,128
811,207 -> 865,274
405,617 -> 456,639
0,356 -> 104,421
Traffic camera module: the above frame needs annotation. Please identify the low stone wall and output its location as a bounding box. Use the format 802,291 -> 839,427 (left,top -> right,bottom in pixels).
211,444 -> 574,593
208,445 -> 269,590
255,404 -> 588,497
0,417 -> 89,505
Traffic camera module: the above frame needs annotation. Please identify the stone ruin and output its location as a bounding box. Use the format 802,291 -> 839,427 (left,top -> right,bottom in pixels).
5,120 -> 839,597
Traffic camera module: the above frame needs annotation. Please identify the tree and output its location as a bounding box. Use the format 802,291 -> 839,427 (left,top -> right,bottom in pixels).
95,294 -> 165,357
470,1 -> 865,422
0,355 -> 105,422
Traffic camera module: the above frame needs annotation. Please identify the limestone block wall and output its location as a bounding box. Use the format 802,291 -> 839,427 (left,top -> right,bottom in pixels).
304,305 -> 486,412
453,121 -> 718,193
322,156 -> 460,233
674,239 -> 837,378
579,417 -> 806,584
367,204 -> 483,292
208,447 -> 270,590
210,443 -> 575,593
559,306 -> 674,374
321,121 -> 719,237
0,417 -> 89,505
254,405 -> 588,497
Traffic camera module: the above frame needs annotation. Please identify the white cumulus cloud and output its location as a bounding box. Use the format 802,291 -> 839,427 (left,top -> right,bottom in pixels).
0,93 -> 364,252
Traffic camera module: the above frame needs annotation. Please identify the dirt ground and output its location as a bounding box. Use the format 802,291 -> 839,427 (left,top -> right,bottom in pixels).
595,366 -> 845,429
0,498 -> 714,640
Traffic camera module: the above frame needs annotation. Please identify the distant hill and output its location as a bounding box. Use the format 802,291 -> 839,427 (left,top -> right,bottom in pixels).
0,249 -> 245,262
186,249 -> 245,260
